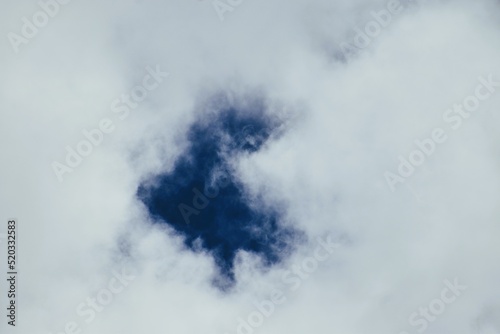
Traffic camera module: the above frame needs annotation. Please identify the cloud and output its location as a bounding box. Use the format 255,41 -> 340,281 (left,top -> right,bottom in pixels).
1,0 -> 500,333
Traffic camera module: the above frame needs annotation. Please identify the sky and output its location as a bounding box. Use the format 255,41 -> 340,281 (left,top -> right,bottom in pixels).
1,0 -> 500,333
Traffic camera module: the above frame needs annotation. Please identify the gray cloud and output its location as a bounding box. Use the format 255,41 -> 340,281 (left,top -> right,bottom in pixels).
1,0 -> 500,333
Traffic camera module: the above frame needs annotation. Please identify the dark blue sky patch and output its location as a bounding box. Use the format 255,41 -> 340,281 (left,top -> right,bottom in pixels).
137,106 -> 302,288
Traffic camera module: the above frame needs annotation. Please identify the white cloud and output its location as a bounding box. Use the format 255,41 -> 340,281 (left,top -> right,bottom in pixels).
1,0 -> 500,333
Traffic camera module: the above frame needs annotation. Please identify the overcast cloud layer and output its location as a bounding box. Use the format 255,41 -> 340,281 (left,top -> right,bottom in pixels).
1,0 -> 500,333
